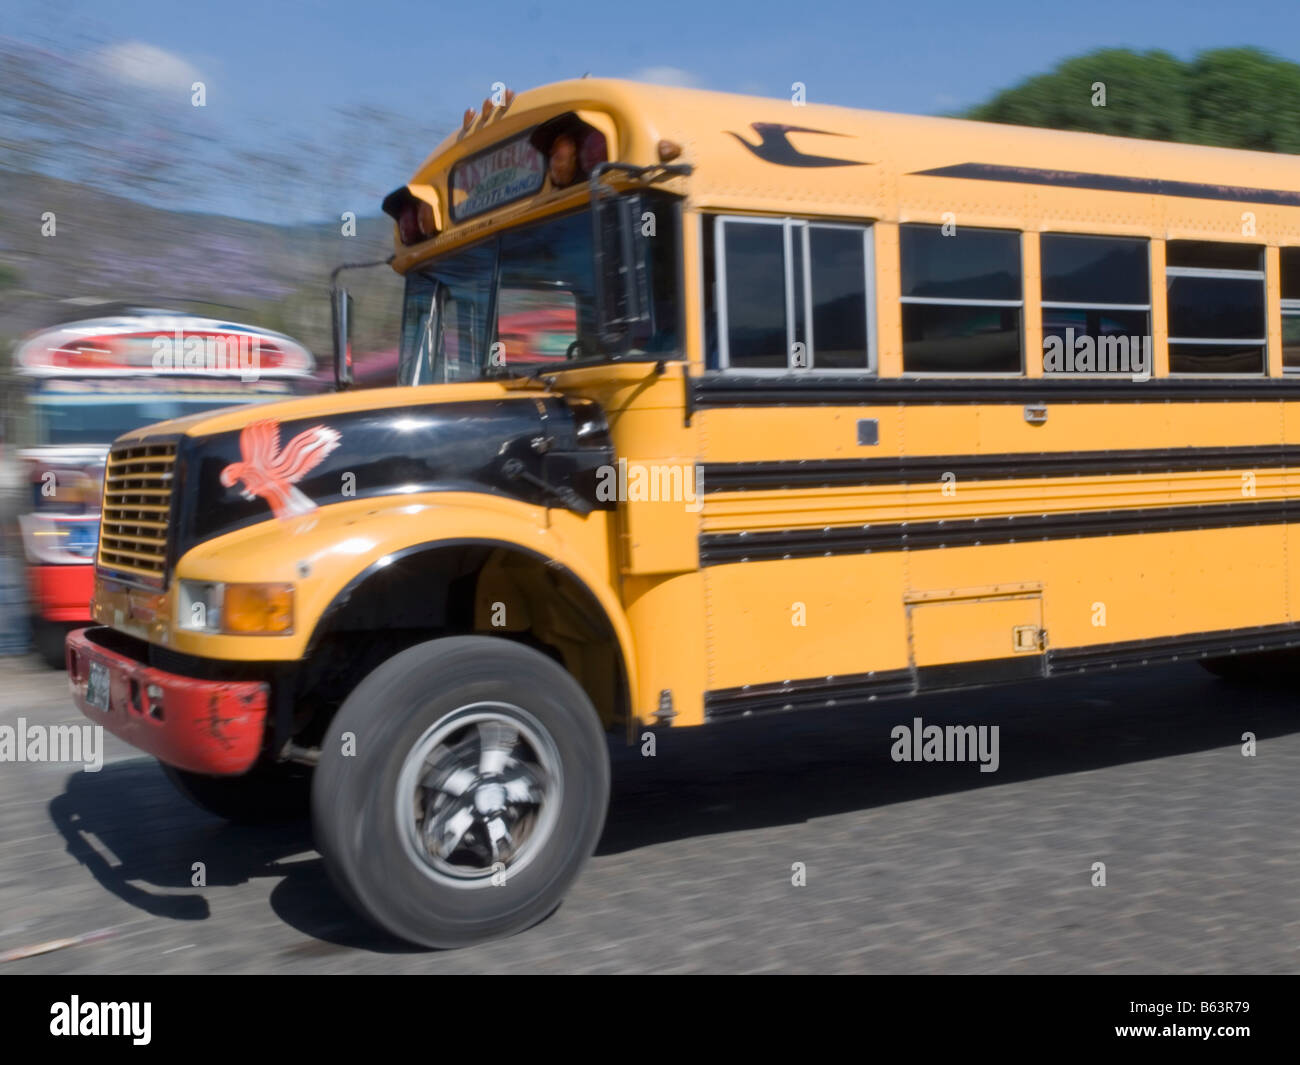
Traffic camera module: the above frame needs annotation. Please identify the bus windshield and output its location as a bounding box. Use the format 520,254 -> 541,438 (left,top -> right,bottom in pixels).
398,199 -> 679,385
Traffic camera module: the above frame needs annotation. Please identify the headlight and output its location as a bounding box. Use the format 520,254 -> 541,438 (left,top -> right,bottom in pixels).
178,580 -> 294,634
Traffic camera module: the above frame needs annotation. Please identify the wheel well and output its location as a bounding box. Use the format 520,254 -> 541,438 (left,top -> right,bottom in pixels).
291,543 -> 628,743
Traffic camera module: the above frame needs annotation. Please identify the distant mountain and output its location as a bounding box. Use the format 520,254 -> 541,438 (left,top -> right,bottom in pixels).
0,169 -> 405,364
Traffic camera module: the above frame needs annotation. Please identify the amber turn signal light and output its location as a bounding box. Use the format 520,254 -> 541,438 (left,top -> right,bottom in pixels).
222,583 -> 294,634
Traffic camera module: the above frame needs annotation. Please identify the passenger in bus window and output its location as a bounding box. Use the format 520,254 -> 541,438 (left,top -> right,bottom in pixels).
548,133 -> 579,188
532,116 -> 606,190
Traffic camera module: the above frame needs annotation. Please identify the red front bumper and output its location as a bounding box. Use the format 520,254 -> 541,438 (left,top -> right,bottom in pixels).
66,627 -> 270,775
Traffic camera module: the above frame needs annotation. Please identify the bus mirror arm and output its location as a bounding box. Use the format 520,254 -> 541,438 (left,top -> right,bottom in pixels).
328,257 -> 394,392
588,161 -> 694,186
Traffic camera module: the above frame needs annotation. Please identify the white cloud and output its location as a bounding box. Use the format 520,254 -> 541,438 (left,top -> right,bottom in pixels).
631,66 -> 701,88
99,41 -> 201,91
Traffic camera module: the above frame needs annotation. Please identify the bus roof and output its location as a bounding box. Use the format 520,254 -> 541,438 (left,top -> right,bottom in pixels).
390,78 -> 1300,264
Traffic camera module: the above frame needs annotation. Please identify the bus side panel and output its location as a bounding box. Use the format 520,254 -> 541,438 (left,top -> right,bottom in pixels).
697,395 -> 1293,706
701,553 -> 911,694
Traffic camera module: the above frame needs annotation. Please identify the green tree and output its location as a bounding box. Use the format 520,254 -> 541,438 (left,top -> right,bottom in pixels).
1188,48 -> 1300,153
966,47 -> 1300,153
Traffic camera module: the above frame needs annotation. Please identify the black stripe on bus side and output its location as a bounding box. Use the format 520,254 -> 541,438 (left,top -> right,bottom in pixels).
698,499 -> 1292,565
704,668 -> 916,721
703,621 -> 1300,721
910,162 -> 1300,209
702,445 -> 1295,492
1048,621 -> 1300,674
692,375 -> 1300,407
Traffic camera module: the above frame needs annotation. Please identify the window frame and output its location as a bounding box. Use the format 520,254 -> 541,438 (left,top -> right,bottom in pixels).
1283,297 -> 1300,374
1038,232 -> 1152,377
1039,232 -> 1152,315
898,223 -> 1025,377
712,214 -> 876,375
1164,241 -> 1268,377
1280,247 -> 1300,375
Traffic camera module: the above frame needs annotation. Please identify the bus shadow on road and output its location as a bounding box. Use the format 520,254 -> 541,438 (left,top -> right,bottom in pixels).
597,663 -> 1300,855
43,663 -> 1299,953
46,759 -> 424,955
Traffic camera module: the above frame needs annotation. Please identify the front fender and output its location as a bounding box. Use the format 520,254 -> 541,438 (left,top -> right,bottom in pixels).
157,492 -> 635,694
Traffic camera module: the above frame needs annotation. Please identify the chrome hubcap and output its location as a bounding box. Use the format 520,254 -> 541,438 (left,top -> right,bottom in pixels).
396,703 -> 561,887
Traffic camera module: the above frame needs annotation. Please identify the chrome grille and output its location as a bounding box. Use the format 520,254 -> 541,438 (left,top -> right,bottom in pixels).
98,442 -> 175,583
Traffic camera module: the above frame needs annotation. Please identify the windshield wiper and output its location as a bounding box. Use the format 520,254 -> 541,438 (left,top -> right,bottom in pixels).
482,362 -> 552,384
486,352 -> 667,384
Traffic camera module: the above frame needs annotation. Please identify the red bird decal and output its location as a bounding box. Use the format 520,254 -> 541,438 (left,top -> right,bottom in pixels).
220,420 -> 341,520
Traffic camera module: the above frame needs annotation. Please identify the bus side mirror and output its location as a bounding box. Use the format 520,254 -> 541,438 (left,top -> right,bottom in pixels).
331,287 -> 354,390
591,192 -> 651,355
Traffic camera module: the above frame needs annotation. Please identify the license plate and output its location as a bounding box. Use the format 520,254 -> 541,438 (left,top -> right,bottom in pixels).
87,660 -> 111,713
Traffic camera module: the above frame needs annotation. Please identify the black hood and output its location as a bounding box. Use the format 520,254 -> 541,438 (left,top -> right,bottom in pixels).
165,394 -> 613,569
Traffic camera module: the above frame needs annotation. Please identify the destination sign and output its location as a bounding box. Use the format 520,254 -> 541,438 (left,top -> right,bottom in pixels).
450,132 -> 545,221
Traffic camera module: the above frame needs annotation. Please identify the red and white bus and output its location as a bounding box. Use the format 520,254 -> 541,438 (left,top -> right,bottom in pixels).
13,305 -> 320,667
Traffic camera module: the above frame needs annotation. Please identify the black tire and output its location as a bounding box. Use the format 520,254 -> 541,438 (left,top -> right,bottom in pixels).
312,636 -> 609,949
34,619 -> 71,670
163,761 -> 313,824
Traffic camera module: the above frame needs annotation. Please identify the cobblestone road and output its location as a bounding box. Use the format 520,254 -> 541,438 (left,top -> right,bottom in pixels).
1,651 -> 1297,973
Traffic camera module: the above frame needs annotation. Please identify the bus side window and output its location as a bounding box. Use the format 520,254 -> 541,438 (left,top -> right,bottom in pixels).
708,214 -> 873,373
900,224 -> 1023,375
1041,233 -> 1151,376
1166,241 -> 1266,375
1281,248 -> 1300,372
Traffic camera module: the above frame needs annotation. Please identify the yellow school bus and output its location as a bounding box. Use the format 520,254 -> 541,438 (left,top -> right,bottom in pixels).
68,79 -> 1300,947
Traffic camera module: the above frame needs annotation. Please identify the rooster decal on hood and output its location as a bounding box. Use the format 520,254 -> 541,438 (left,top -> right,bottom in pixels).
219,420 -> 341,520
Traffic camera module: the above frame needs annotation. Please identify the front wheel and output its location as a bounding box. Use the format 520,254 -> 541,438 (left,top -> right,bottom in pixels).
312,636 -> 610,949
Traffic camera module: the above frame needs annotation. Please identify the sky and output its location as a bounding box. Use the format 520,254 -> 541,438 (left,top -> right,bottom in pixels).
8,0 -> 1300,219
